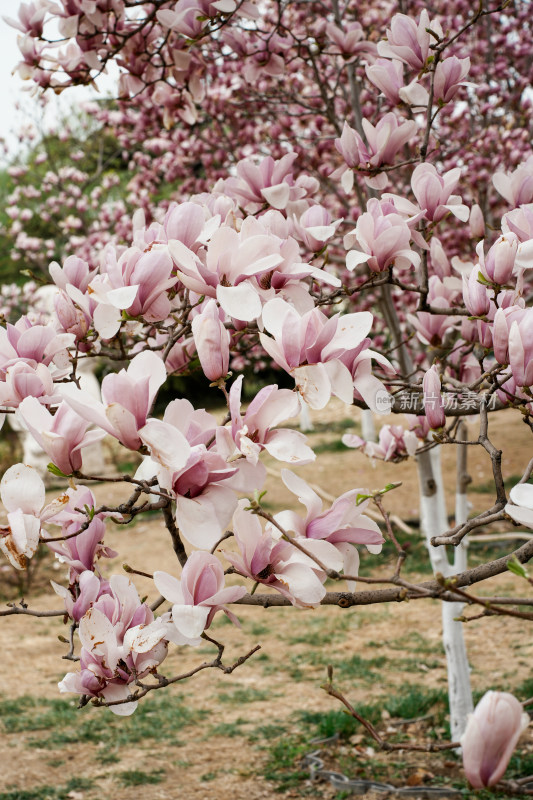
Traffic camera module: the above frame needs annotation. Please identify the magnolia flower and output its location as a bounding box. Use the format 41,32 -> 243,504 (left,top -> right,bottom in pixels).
343,424 -> 418,462
377,10 -> 443,71
0,464 -> 66,569
63,350 -> 169,451
271,470 -> 384,590
462,691 -> 529,788
223,500 -> 332,607
154,552 -> 246,645
345,198 -> 420,274
59,575 -> 169,716
422,366 -> 445,430
477,234 -> 519,286
493,156 -> 533,208
227,375 -> 314,465
17,397 -> 106,475
191,299 -> 230,381
505,482 -> 533,528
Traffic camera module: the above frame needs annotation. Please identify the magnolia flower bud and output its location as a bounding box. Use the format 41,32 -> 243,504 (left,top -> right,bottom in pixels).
191,299 -> 230,381
469,203 -> 485,238
422,366 -> 445,429
461,691 -> 529,788
478,233 -> 519,285
462,268 -> 490,316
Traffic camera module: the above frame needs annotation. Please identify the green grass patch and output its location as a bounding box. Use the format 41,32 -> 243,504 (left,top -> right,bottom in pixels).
218,686 -> 271,704
0,692 -> 205,750
261,734 -> 310,792
210,717 -> 250,737
117,769 -> 165,786
0,778 -> 95,800
312,439 -> 347,455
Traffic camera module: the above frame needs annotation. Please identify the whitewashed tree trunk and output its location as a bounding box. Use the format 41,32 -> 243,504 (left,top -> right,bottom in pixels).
416,441 -> 473,743
360,409 -> 376,442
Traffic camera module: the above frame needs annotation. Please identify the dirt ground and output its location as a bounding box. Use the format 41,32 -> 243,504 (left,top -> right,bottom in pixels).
1,402 -> 532,800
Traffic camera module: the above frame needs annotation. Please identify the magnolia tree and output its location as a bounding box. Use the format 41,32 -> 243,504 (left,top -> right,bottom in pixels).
3,0 -> 533,792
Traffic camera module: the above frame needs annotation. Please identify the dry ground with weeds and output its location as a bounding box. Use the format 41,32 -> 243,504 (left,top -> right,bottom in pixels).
1,402 -> 532,800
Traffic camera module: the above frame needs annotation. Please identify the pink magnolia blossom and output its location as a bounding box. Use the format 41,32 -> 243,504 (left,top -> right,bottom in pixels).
138,401 -> 241,548
154,552 -> 246,645
291,205 -> 342,252
508,309 -> 533,388
461,691 -> 529,788
59,575 -> 169,716
89,245 -> 175,338
469,203 -> 485,239
223,500 -> 332,607
365,58 -> 404,104
493,306 -> 528,366
343,424 -> 418,462
493,156 -> 533,207
477,234 -> 519,285
422,366 -> 445,429
63,350 -> 168,451
325,22 -> 377,59
52,570 -> 110,622
0,317 -> 74,376
0,361 -> 60,409
344,198 -> 420,274
334,116 -> 417,189
377,10 -> 443,71
0,463 -> 67,569
46,513 -> 118,578
4,2 -> 49,37
18,396 -> 106,475
224,152 -> 303,211
260,297 -> 390,412
49,254 -> 97,293
410,163 -> 469,223
191,299 -> 230,381
433,56 -> 471,104
502,204 -> 533,242
227,374 -> 314,465
462,268 -> 490,317
272,470 -> 384,590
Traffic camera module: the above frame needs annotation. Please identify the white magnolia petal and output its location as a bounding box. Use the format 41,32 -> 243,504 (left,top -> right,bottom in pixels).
263,429 -> 316,464
139,419 -> 191,472
153,570 -> 185,605
216,283 -> 262,322
78,607 -> 116,658
93,303 -> 122,339
293,364 -> 331,410
276,562 -> 326,606
509,483 -> 533,510
505,503 -> 533,530
1,463 -> 45,516
101,683 -> 138,716
281,468 -> 322,519
123,621 -> 168,654
261,183 -> 291,210
171,604 -> 210,639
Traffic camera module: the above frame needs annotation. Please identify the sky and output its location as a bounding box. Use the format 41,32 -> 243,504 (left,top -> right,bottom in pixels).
0,0 -> 30,160
0,0 -> 115,164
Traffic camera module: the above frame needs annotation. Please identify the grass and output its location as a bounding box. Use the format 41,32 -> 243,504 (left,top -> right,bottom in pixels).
117,769 -> 165,786
0,778 -> 95,800
218,686 -> 271,704
0,692 -> 205,750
